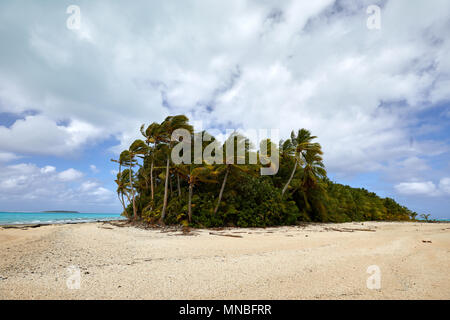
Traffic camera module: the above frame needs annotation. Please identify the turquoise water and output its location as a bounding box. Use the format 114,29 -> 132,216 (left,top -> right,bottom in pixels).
0,212 -> 126,225
417,218 -> 450,222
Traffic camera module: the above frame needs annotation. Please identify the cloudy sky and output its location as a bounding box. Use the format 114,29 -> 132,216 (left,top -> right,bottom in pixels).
0,0 -> 449,217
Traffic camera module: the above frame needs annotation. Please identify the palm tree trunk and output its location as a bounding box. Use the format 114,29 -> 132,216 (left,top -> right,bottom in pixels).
282,161 -> 298,196
150,160 -> 154,200
117,163 -> 127,212
124,192 -> 131,205
144,175 -> 148,190
120,192 -> 126,211
160,156 -> 170,223
177,173 -> 181,198
188,183 -> 193,222
129,160 -> 137,220
214,166 -> 230,214
117,192 -> 126,212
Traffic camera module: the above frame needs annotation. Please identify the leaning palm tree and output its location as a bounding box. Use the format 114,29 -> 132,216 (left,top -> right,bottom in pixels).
295,149 -> 328,213
128,139 -> 149,220
281,129 -> 323,196
111,152 -> 131,213
214,133 -> 253,214
181,165 -> 217,222
114,170 -> 130,213
113,151 -> 135,218
140,122 -> 164,201
301,149 -> 327,190
159,115 -> 193,224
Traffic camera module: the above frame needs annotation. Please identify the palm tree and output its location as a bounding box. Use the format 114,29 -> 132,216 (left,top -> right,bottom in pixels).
214,133 -> 252,214
140,122 -> 164,201
301,149 -> 327,190
296,149 -> 328,216
118,169 -> 134,210
159,115 -> 193,224
182,165 -> 217,222
214,165 -> 230,214
112,151 -> 135,218
281,129 -> 323,196
114,170 -> 129,212
128,139 -> 149,220
111,152 -> 130,213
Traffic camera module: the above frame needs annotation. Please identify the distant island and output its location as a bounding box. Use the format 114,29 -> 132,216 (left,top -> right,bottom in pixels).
41,210 -> 80,213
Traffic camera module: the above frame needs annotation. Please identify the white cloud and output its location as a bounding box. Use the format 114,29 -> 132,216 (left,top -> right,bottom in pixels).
0,152 -> 20,162
57,168 -> 83,181
0,0 -> 448,179
80,180 -> 100,192
40,165 -> 56,174
0,162 -> 115,208
439,177 -> 450,194
395,177 -> 450,196
0,115 -> 103,156
395,181 -> 438,196
90,164 -> 99,173
79,180 -> 114,201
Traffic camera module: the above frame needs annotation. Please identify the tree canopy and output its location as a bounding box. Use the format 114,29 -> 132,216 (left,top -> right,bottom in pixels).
112,114 -> 418,227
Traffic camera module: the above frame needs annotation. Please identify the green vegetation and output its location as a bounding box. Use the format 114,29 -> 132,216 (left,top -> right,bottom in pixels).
112,115 -> 418,227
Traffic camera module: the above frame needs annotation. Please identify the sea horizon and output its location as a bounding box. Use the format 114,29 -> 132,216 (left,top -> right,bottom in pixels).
0,211 -> 126,225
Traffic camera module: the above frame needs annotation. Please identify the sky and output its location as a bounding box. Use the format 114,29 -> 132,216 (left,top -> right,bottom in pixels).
0,0 -> 449,217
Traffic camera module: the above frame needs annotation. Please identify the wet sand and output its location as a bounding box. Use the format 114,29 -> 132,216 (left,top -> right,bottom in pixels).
0,221 -> 449,299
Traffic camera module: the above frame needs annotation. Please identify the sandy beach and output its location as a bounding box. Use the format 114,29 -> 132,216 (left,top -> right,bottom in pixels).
0,221 -> 449,299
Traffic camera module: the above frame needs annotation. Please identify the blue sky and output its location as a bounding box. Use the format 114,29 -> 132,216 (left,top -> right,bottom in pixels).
0,0 -> 449,217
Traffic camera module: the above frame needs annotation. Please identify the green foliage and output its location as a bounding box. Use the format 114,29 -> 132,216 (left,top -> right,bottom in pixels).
322,180 -> 415,222
112,114 -> 419,227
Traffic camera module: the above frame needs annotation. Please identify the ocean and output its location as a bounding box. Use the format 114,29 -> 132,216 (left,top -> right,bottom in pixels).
0,212 -> 126,225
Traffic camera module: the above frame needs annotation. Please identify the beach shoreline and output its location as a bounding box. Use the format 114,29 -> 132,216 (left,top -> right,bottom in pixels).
0,219 -> 126,229
1,221 -> 449,299
1,218 -> 448,229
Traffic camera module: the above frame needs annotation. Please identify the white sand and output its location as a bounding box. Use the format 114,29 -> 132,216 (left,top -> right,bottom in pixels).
0,221 -> 449,299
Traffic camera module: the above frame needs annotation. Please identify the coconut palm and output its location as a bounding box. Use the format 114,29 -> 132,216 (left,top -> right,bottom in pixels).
293,149 -> 328,216
128,139 -> 149,220
214,133 -> 253,214
159,115 -> 193,223
301,149 -> 327,190
181,165 -> 217,222
140,122 -> 164,201
281,129 -> 323,196
114,170 -> 129,212
111,152 -> 131,213
117,169 -> 134,209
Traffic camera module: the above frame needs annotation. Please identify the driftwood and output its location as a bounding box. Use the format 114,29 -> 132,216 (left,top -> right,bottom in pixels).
343,228 -> 376,232
209,232 -> 243,238
325,227 -> 376,233
104,221 -> 129,228
325,227 -> 351,232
